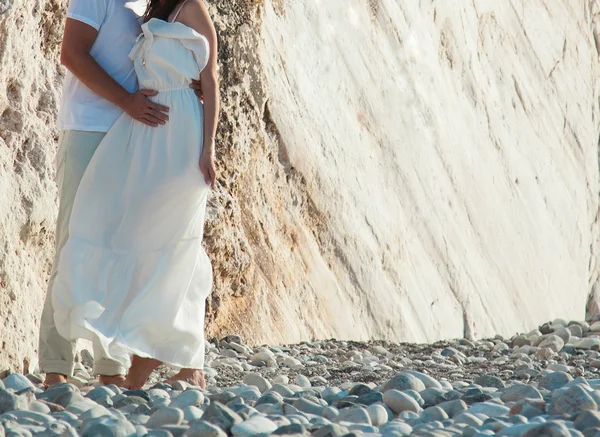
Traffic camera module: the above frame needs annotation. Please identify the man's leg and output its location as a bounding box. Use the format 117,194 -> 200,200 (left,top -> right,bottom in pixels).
38,130 -> 125,384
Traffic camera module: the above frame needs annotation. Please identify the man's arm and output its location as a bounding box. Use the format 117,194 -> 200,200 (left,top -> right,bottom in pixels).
61,19 -> 169,127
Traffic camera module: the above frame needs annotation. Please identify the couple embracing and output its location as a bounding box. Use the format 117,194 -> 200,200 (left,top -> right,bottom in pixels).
39,0 -> 219,390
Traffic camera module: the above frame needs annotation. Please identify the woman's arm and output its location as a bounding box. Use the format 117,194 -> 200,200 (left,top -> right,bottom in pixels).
179,0 -> 220,187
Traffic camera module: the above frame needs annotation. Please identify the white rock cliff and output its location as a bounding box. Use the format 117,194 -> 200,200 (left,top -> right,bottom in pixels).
1,0 -> 600,372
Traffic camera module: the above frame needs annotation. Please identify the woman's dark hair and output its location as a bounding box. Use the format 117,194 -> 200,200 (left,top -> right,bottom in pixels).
143,0 -> 181,23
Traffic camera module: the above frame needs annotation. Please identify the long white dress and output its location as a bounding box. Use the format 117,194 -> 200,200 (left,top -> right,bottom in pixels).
52,18 -> 212,370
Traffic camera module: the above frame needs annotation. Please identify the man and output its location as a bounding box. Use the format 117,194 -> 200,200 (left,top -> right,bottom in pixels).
39,0 -> 202,387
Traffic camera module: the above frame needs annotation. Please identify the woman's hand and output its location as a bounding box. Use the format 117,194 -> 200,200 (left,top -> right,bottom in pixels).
199,147 -> 216,188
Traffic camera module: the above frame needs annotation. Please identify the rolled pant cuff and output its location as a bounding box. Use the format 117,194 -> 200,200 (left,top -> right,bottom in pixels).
93,362 -> 127,376
40,360 -> 74,377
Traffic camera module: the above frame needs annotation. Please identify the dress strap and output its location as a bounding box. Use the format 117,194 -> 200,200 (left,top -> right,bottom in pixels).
170,0 -> 189,23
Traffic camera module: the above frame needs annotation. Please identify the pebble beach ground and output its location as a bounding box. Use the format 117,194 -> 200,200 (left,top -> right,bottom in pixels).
5,319 -> 600,436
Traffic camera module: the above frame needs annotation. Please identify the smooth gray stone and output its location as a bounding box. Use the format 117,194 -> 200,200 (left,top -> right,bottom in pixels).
202,401 -> 243,433
312,424 -> 349,437
183,405 -> 204,422
171,390 -> 204,409
344,423 -> 378,433
366,404 -> 388,427
573,410 -> 600,431
383,390 -> 421,414
348,384 -> 372,397
146,407 -> 184,428
272,423 -> 307,435
228,387 -> 261,403
420,406 -> 448,422
292,398 -> 324,416
146,430 -> 173,437
86,386 -> 115,408
80,405 -> 113,422
335,407 -> 371,425
474,375 -> 505,389
356,392 -> 382,406
419,388 -> 450,406
134,404 -> 153,415
231,415 -> 278,436
436,399 -> 467,418
256,392 -> 284,407
467,402 -> 510,417
210,392 -> 236,405
80,416 -> 137,437
401,371 -> 442,389
51,411 -> 79,425
382,374 -> 426,393
539,372 -> 574,391
496,423 -> 538,436
37,384 -> 83,408
44,421 -> 79,437
2,425 -> 33,437
402,390 -> 424,407
243,374 -> 272,394
522,422 -> 571,437
128,414 -> 150,426
0,389 -> 30,413
268,385 -> 297,398
552,385 -> 597,415
500,384 -> 543,402
159,425 -> 188,436
185,420 -> 227,437
122,390 -> 151,402
0,410 -> 54,425
2,374 -> 34,392
115,396 -> 148,410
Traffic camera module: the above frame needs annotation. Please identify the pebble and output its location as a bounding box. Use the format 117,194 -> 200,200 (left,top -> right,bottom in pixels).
186,421 -> 227,437
0,389 -> 31,413
146,407 -> 184,428
231,415 -> 278,436
366,404 -> 388,426
7,324 -> 600,437
382,373 -> 426,392
334,406 -> 371,424
37,384 -> 83,408
202,401 -> 243,433
500,384 -> 542,402
576,338 -> 600,350
383,389 -> 422,414
170,390 -> 204,409
474,375 -> 505,389
420,405 -> 449,422
467,402 -> 511,418
242,373 -> 272,393
538,371 -> 574,390
552,384 -> 597,415
2,374 -> 34,392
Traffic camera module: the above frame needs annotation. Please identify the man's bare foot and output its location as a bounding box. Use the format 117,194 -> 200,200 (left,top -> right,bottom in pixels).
98,374 -> 127,387
166,368 -> 206,389
43,373 -> 67,388
123,356 -> 162,390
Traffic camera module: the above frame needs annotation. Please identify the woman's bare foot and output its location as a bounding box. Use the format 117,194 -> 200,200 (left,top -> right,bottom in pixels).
166,368 -> 206,389
43,373 -> 67,388
123,356 -> 162,390
98,374 -> 127,387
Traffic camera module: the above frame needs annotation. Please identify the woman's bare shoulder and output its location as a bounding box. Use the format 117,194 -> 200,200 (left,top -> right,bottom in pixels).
177,0 -> 216,42
180,0 -> 212,27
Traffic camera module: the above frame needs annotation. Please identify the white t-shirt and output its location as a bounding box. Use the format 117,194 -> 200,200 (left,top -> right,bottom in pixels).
58,0 -> 147,132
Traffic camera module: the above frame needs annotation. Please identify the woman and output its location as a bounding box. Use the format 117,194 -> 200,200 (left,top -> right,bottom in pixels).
52,0 -> 219,390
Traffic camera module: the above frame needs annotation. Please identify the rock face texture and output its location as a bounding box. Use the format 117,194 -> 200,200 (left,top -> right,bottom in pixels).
2,0 -> 600,372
